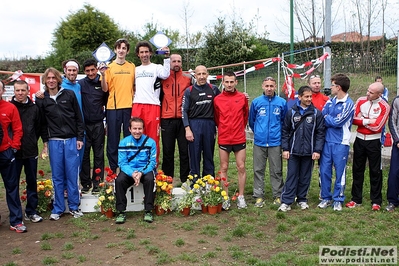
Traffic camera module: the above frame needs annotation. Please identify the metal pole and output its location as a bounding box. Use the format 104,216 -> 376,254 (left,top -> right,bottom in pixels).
324,0 -> 332,94
243,62 -> 247,93
277,54 -> 281,96
290,0 -> 294,63
397,30 -> 399,95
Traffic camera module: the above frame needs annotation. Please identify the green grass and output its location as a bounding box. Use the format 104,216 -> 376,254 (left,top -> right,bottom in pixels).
3,72 -> 397,265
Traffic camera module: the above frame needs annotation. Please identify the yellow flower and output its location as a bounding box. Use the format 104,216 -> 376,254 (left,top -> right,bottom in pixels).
99,196 -> 105,201
45,179 -> 52,186
215,180 -> 220,186
193,183 -> 200,189
106,188 -> 112,194
224,196 -> 229,200
108,196 -> 114,201
38,185 -> 45,191
157,181 -> 163,187
188,174 -> 193,180
221,191 -> 227,196
97,200 -> 102,206
215,186 -> 220,192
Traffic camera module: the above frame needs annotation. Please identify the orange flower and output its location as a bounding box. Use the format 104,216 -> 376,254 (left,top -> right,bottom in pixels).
44,190 -> 52,197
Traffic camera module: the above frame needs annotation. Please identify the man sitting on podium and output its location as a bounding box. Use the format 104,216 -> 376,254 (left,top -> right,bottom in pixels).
115,117 -> 157,224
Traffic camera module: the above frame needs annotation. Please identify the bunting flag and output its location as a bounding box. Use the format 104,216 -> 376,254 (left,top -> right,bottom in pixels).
1,70 -> 41,100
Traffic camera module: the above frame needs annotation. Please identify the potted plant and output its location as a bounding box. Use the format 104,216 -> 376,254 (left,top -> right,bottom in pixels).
176,176 -> 196,216
94,167 -> 117,217
20,170 -> 54,214
154,170 -> 174,215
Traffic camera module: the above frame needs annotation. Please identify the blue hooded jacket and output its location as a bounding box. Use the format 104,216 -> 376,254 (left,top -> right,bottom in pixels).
249,93 -> 287,147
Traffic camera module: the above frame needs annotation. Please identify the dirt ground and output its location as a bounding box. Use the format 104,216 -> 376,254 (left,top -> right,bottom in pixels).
0,194 -> 295,266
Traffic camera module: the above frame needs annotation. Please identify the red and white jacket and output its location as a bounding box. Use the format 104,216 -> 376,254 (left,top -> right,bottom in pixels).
353,96 -> 390,141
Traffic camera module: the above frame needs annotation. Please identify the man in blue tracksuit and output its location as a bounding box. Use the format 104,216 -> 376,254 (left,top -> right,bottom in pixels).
249,77 -> 287,207
279,86 -> 325,212
36,68 -> 84,220
115,117 -> 157,224
318,74 -> 354,211
182,65 -> 220,178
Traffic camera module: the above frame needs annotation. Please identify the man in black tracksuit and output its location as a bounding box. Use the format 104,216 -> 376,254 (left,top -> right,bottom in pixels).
11,80 -> 46,223
279,85 -> 325,212
182,65 -> 220,178
79,59 -> 108,194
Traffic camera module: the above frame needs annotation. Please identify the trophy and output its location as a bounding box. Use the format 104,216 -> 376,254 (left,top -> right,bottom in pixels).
92,42 -> 115,69
149,31 -> 172,54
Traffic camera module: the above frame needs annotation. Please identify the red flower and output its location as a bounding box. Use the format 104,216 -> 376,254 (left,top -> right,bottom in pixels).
20,180 -> 26,185
38,170 -> 45,177
104,166 -> 111,172
22,189 -> 27,195
215,176 -> 221,181
231,195 -> 237,201
221,177 -> 227,181
95,176 -> 100,181
20,195 -> 27,201
95,168 -> 101,174
224,182 -> 230,187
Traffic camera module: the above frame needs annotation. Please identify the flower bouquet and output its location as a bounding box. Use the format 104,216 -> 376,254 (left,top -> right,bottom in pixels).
176,175 -> 197,215
95,167 -> 117,216
154,170 -> 174,213
20,170 -> 53,213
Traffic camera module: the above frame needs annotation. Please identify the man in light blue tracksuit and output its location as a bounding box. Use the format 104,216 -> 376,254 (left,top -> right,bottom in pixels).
318,74 -> 354,211
115,117 -> 157,224
249,77 -> 287,207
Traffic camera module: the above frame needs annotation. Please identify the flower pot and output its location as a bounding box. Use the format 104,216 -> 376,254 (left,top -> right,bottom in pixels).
217,203 -> 222,213
104,208 -> 114,218
180,207 -> 191,216
201,204 -> 208,214
208,205 -> 218,215
155,205 -> 165,216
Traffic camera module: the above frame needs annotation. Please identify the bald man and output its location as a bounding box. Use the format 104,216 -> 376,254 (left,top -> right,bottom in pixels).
347,82 -> 390,211
182,65 -> 220,178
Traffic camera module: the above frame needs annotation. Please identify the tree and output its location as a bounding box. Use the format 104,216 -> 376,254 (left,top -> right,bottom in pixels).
47,4 -> 122,69
197,17 -> 273,71
179,1 -> 203,70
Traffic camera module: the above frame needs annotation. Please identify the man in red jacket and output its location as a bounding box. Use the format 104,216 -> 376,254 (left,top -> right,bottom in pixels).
160,54 -> 192,182
214,72 -> 249,209
309,74 -> 329,111
0,80 -> 24,232
347,82 -> 390,211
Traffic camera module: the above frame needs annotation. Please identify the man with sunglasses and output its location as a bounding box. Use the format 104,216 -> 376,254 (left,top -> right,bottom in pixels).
249,77 -> 287,207
308,74 -> 329,111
